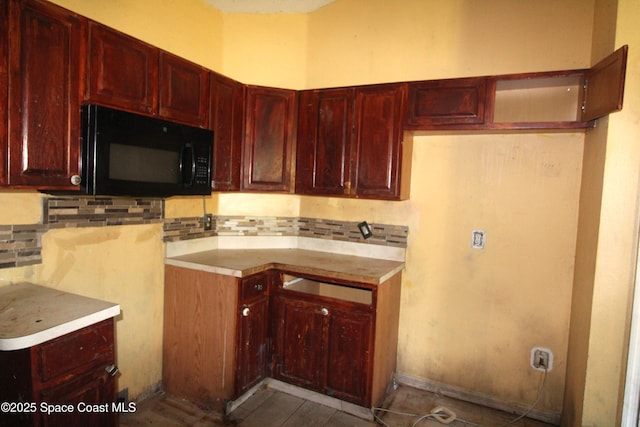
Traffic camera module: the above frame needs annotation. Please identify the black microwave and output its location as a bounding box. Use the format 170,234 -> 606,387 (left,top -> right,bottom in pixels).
79,104 -> 213,197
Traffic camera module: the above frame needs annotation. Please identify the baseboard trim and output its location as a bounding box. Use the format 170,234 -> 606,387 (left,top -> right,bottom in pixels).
394,373 -> 561,425
226,378 -> 373,421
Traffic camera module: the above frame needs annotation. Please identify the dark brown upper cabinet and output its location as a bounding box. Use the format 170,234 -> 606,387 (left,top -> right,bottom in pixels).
0,0 -> 8,186
582,45 -> 628,121
296,84 -> 410,200
405,77 -> 487,128
405,46 -> 628,131
6,0 -> 84,189
210,72 -> 244,191
296,88 -> 355,196
86,22 -> 159,116
242,86 -> 297,192
87,23 -> 209,128
352,83 -> 409,200
159,51 -> 210,127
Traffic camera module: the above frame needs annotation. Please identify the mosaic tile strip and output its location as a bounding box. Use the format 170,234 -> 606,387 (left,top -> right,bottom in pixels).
0,224 -> 46,269
45,197 -> 164,228
215,216 -> 299,236
163,215 -> 408,248
163,216 -> 217,241
298,217 -> 408,248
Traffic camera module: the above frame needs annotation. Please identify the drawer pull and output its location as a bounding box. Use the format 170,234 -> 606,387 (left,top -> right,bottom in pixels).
105,364 -> 119,377
321,307 -> 329,316
242,307 -> 250,317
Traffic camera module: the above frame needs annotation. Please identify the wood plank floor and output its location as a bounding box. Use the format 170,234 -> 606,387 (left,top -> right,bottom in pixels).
119,384 -> 558,427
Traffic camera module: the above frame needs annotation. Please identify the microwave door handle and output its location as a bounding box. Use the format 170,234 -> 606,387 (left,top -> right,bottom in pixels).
181,143 -> 196,187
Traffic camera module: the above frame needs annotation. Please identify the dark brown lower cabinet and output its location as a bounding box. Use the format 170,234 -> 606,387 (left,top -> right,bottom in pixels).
0,318 -> 117,427
272,293 -> 373,406
235,272 -> 270,395
270,271 -> 403,408
163,264 -> 402,410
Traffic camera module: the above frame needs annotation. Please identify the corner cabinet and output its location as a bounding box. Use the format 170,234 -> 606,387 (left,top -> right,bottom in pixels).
163,263 -> 402,410
6,0 -> 83,189
242,86 -> 297,192
271,271 -> 402,408
0,319 -> 118,427
296,83 -> 410,200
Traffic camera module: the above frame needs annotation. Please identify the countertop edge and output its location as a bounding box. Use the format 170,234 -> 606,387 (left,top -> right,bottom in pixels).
0,304 -> 121,351
165,252 -> 405,285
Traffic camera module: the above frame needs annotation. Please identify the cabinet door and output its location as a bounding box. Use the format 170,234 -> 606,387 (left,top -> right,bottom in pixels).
38,369 -> 116,427
159,51 -> 209,127
272,295 -> 325,391
582,45 -> 628,122
324,307 -> 373,406
7,0 -> 83,188
236,295 -> 269,395
353,83 -> 407,199
405,77 -> 487,128
0,0 -> 8,186
87,22 -> 158,115
296,88 -> 354,196
210,72 -> 244,191
243,86 -> 296,192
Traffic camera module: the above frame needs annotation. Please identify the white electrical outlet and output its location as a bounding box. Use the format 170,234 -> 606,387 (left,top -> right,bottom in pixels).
530,346 -> 553,372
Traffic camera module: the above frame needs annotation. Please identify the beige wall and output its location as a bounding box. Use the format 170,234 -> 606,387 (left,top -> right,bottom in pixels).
6,0 -> 637,421
565,0 -> 640,424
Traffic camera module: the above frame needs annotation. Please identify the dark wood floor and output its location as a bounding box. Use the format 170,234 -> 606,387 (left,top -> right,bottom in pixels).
119,384 -> 557,427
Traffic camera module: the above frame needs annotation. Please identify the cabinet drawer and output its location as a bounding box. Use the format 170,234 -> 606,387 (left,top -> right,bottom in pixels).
38,320 -> 114,383
240,274 -> 268,301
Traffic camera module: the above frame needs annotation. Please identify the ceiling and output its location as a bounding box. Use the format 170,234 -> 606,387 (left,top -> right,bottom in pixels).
204,0 -> 336,13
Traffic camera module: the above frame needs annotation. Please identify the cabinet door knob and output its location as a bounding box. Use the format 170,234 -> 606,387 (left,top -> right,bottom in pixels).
321,307 -> 329,316
242,307 -> 250,317
105,364 -> 119,377
70,175 -> 82,185
254,283 -> 263,291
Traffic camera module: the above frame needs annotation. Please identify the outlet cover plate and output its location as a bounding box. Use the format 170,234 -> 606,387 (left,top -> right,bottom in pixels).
530,346 -> 553,372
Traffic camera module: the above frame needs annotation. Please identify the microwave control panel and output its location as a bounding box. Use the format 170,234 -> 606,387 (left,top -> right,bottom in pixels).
195,155 -> 210,186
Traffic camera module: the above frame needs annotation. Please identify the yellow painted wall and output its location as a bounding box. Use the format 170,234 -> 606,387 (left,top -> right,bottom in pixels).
565,0 -> 640,423
298,0 -> 592,416
220,13 -> 308,88
49,0 -> 224,70
5,0 -> 635,420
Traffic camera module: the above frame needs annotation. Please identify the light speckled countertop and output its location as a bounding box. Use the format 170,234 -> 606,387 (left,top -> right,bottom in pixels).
0,283 -> 120,351
165,248 -> 404,285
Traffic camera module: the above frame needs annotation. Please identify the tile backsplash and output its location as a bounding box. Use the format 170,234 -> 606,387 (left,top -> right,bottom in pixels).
164,215 -> 408,248
0,224 -> 45,269
0,196 -> 409,270
45,197 -> 163,228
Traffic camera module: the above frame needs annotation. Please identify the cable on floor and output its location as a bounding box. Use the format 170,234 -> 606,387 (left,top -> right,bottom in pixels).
372,366 -> 548,427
